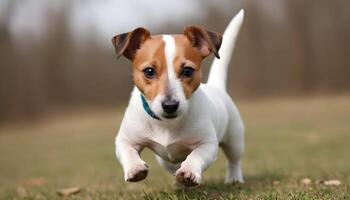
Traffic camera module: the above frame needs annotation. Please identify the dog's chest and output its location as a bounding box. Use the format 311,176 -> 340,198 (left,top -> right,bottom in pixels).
145,128 -> 198,163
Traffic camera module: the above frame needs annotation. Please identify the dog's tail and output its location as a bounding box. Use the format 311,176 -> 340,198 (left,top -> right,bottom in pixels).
207,9 -> 244,91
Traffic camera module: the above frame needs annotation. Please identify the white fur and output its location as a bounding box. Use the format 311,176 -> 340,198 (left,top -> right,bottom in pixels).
115,10 -> 245,185
208,9 -> 244,91
149,35 -> 188,119
163,35 -> 176,82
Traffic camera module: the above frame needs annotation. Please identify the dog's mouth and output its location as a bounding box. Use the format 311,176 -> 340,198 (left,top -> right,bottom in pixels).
161,114 -> 178,119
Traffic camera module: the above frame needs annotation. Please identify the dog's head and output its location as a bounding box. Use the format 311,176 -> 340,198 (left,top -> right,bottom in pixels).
112,27 -> 222,120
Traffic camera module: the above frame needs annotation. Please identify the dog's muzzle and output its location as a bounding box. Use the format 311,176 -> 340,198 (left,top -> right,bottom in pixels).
161,99 -> 179,117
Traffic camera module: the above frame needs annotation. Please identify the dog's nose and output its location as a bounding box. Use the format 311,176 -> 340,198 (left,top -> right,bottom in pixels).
161,100 -> 179,114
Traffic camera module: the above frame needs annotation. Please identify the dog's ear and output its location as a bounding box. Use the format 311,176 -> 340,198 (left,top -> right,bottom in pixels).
112,27 -> 150,60
184,26 -> 222,59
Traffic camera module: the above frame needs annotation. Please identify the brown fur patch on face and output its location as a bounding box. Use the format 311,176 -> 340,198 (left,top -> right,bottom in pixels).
132,36 -> 168,101
173,35 -> 203,99
131,35 -> 205,101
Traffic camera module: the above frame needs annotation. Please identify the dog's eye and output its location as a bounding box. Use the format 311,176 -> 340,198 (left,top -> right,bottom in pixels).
143,67 -> 156,79
181,67 -> 194,78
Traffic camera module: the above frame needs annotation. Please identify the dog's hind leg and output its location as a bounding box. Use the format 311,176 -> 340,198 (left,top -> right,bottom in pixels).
155,155 -> 180,175
220,116 -> 244,184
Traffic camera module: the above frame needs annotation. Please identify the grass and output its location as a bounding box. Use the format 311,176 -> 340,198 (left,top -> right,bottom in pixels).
0,96 -> 350,199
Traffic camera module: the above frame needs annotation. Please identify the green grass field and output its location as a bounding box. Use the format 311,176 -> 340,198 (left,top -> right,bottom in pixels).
1,96 -> 350,199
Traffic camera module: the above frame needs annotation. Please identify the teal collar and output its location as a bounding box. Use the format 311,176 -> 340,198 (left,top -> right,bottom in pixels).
140,94 -> 161,120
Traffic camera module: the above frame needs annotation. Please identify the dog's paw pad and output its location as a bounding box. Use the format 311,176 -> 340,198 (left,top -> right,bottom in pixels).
125,163 -> 148,182
175,167 -> 201,187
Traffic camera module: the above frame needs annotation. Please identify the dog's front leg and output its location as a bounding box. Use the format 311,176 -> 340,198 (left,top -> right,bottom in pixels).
175,142 -> 218,187
115,136 -> 148,182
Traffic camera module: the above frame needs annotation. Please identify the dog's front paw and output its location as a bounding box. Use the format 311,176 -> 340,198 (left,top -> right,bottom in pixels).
175,165 -> 201,187
125,163 -> 149,182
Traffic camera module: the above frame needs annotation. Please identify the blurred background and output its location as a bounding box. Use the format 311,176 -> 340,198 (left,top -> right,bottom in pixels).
0,0 -> 349,121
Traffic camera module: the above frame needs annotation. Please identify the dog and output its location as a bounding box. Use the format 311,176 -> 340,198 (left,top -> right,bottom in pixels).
112,10 -> 244,187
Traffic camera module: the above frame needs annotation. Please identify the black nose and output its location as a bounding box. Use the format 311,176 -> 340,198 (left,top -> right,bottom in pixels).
161,100 -> 179,114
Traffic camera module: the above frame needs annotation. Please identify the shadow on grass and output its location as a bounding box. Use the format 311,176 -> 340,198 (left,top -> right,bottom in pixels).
144,172 -> 286,200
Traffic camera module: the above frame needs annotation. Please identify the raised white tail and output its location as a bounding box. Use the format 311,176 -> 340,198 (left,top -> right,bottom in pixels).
207,10 -> 244,91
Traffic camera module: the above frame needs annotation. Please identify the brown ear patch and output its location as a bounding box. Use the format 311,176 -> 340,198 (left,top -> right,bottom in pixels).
112,27 -> 150,60
184,26 -> 222,59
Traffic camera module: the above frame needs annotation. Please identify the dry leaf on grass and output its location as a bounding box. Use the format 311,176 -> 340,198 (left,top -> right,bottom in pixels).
57,187 -> 81,196
324,180 -> 341,186
301,178 -> 312,185
315,179 -> 341,186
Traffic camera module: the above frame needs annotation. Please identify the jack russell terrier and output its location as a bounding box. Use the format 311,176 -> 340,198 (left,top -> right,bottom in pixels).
112,10 -> 244,187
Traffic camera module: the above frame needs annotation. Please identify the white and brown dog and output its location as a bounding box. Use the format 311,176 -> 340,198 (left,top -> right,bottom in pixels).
112,10 -> 244,187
